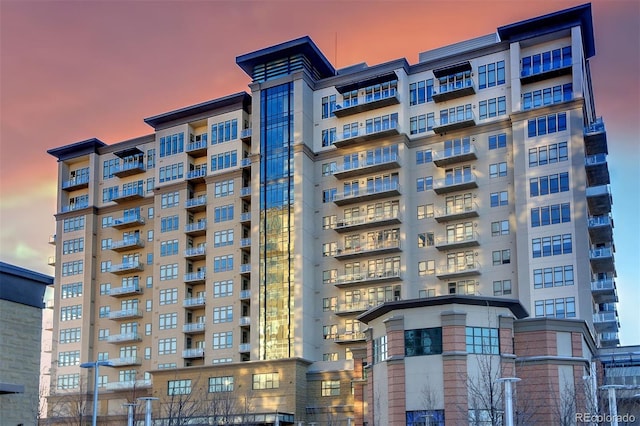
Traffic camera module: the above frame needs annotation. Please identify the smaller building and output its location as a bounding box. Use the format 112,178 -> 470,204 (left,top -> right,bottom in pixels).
598,345 -> 640,424
357,296 -> 597,426
0,262 -> 53,424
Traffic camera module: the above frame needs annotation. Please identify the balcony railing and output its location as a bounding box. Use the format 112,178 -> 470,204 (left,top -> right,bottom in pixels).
335,269 -> 401,287
436,262 -> 481,279
240,238 -> 251,248
333,120 -> 400,148
112,162 -> 145,177
112,214 -> 145,229
432,144 -> 478,167
183,322 -> 206,333
110,237 -> 144,251
185,221 -> 207,234
48,256 -> 56,266
61,175 -> 90,190
108,357 -> 142,366
333,181 -> 401,206
241,157 -> 251,167
104,379 -> 151,391
240,264 -> 251,274
113,187 -> 144,202
590,247 -> 614,259
434,203 -> 478,222
239,343 -> 251,352
186,140 -> 208,153
184,246 -> 206,258
333,90 -> 400,118
182,348 -> 205,358
109,261 -> 144,274
109,284 -> 142,297
334,332 -> 366,343
432,110 -> 476,134
335,211 -> 401,233
187,168 -> 207,180
435,232 -> 480,251
335,239 -> 401,260
240,212 -> 251,222
240,290 -> 251,300
335,300 -> 386,315
432,79 -> 476,102
184,271 -> 206,283
239,316 -> 251,326
185,196 -> 207,210
49,234 -> 57,245
61,202 -> 89,213
108,309 -> 143,320
183,295 -> 206,308
240,186 -> 251,197
107,332 -> 142,343
334,153 -> 400,179
240,128 -> 252,140
433,173 -> 478,195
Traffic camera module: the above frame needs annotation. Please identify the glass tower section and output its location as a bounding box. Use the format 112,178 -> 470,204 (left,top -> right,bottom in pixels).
259,83 -> 295,360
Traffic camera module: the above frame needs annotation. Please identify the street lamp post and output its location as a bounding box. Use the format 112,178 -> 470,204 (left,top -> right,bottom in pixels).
600,384 -> 625,426
79,360 -> 114,426
137,397 -> 158,426
497,377 -> 521,426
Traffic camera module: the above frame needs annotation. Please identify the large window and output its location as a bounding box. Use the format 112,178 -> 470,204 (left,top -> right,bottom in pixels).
533,265 -> 574,288
488,133 -> 507,150
372,335 -> 388,363
209,376 -> 234,393
478,60 -> 505,89
253,373 -> 279,390
478,96 -> 506,119
161,192 -> 179,209
63,216 -> 85,232
534,297 -> 576,318
159,133 -> 185,157
57,374 -> 80,390
527,112 -> 567,137
213,306 -> 233,323
321,127 -> 337,147
60,305 -> 82,321
521,46 -> 571,77
531,203 -> 571,227
168,379 -> 191,395
61,282 -> 83,299
523,83 -> 572,110
529,173 -> 570,196
409,79 -> 434,105
405,328 -> 442,356
214,205 -> 234,223
322,95 -> 336,119
528,142 -> 568,167
211,150 -> 238,171
59,328 -> 81,344
321,380 -> 341,397
159,313 -> 177,330
213,255 -> 234,272
214,180 -> 234,198
213,280 -> 233,297
158,338 -> 177,355
212,332 -> 233,349
490,191 -> 508,207
465,327 -> 499,354
161,215 -> 179,232
531,234 -> 572,258
159,288 -> 178,305
211,119 -> 238,144
159,163 -> 184,183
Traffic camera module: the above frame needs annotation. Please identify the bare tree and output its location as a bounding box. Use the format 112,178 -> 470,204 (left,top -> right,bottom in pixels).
46,377 -> 90,426
466,353 -> 503,426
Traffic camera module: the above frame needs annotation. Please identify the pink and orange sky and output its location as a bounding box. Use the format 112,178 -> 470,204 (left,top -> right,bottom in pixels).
1,0 -> 638,343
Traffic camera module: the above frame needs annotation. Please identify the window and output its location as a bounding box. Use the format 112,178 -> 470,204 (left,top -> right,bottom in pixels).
534,297 -> 576,318
161,215 -> 179,232
214,204 -> 234,223
321,380 -> 341,397
372,335 -> 388,363
213,255 -> 234,272
322,162 -> 337,176
323,297 -> 337,312
448,280 -> 476,295
323,324 -> 337,340
213,306 -> 233,323
168,379 -> 191,395
440,104 -> 472,124
323,269 -> 337,285
405,328 -> 442,356
158,163 -> 184,183
416,149 -> 433,164
531,203 -> 571,227
322,95 -> 336,119
103,158 -> 120,179
62,260 -> 83,276
211,119 -> 238,144
159,313 -> 177,330
523,83 -> 573,110
533,265 -> 574,288
160,240 -> 179,257
529,173 -> 570,197
159,133 -> 185,157
323,353 -> 338,361
322,215 -> 337,230
417,204 -> 434,219
493,280 -> 512,296
160,264 -> 178,280
418,232 -> 434,247
492,249 -> 511,265
490,191 -> 508,207
532,234 -> 572,258
161,192 -> 179,209
214,229 -> 234,247
478,96 -> 506,119
60,305 -> 82,321
253,373 -> 279,390
57,374 -> 80,390
212,332 -> 233,349
323,188 -> 337,203
63,238 -> 84,254
491,220 -> 509,236
213,280 -> 233,297
478,60 -> 505,89
321,128 -> 337,147
60,327 -> 81,344
209,376 -> 234,393
466,327 -> 499,354
98,306 -> 110,318
409,79 -> 434,105
214,179 -> 235,198
58,350 -> 81,367
99,283 -> 111,295
322,242 -> 337,257
410,114 -> 428,135
488,133 -> 507,150
489,162 -> 507,178
159,288 -> 178,305
418,260 -> 435,276
211,150 -> 238,171
158,338 -> 177,355
527,112 -> 567,137
522,46 -> 571,77
63,216 -> 85,232
98,329 -> 109,341
61,282 -> 83,298
416,176 -> 433,192
528,142 -> 568,167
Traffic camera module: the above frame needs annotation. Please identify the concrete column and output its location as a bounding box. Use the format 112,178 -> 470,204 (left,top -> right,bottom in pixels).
441,311 -> 468,424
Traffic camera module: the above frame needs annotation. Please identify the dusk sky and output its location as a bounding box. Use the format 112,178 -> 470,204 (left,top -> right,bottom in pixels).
1,0 -> 638,344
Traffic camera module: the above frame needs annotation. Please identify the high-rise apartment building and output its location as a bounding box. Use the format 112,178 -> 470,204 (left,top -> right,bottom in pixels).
47,3 -> 618,424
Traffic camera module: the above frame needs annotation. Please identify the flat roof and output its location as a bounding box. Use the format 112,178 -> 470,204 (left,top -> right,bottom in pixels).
47,138 -> 106,161
0,262 -> 53,308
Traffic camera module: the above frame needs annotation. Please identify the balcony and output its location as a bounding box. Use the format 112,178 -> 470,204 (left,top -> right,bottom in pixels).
588,215 -> 613,245
184,246 -> 206,260
334,212 -> 401,233
187,167 -> 207,182
49,234 -> 57,245
240,186 -> 251,199
112,214 -> 145,229
335,240 -> 401,261
240,238 -> 252,249
593,311 -> 619,332
107,333 -> 142,343
585,153 -> 610,186
434,203 -> 479,223
184,271 -> 206,284
105,379 -> 151,391
110,261 -> 144,275
61,176 -> 90,191
109,284 -> 142,297
113,163 -> 145,178
333,182 -> 401,206
109,309 -> 143,320
182,348 -> 205,358
113,188 -> 144,203
241,157 -> 251,168
239,316 -> 251,326
435,232 -> 480,251
240,263 -> 251,275
110,237 -> 144,252
61,202 -> 89,213
432,111 -> 476,134
333,121 -> 400,149
239,343 -> 251,353
589,247 -> 615,274
333,91 -> 400,118
185,220 -> 207,236
334,270 -> 402,288
433,173 -> 478,195
240,128 -> 252,141
436,262 -> 481,280
433,144 -> 478,167
186,140 -> 208,156
334,332 -> 366,344
47,256 -> 56,266
240,212 -> 251,223
432,79 -> 476,103
185,196 -> 207,212
108,357 -> 142,367
335,300 -> 386,316
599,332 -> 620,347
591,278 -> 617,304
584,118 -> 608,156
183,295 -> 206,308
586,185 -> 613,216
520,62 -> 572,85
334,153 -> 400,180
240,289 -> 251,300
183,322 -> 206,334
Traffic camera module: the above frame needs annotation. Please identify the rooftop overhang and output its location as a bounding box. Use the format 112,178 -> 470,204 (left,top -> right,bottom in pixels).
114,147 -> 143,158
47,138 -> 106,161
236,36 -> 335,79
433,61 -> 472,78
497,3 -> 595,58
357,295 -> 528,324
143,92 -> 251,130
335,71 -> 398,94
0,382 -> 24,394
